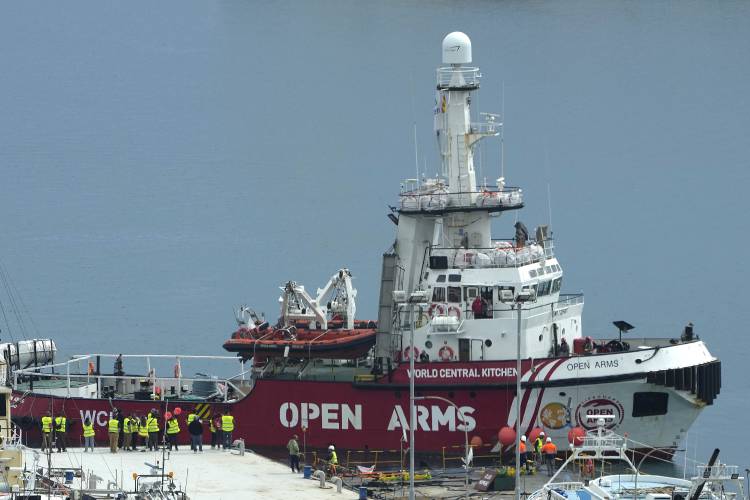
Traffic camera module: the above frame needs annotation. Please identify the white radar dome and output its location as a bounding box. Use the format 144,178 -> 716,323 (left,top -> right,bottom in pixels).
442,31 -> 472,64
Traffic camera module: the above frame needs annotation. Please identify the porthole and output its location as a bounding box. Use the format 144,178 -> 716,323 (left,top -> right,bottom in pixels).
425,340 -> 433,349
484,339 -> 492,347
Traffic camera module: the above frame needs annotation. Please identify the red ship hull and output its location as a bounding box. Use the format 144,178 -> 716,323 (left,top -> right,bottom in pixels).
11,352 -> 718,460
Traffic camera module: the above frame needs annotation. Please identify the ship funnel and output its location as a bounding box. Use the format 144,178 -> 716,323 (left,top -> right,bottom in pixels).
442,31 -> 472,64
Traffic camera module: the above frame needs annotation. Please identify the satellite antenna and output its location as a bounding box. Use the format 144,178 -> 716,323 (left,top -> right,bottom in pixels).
612,320 -> 634,343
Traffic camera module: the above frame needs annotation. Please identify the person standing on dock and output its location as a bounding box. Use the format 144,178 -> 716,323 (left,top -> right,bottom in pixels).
287,434 -> 300,473
166,413 -> 180,451
210,414 -> 220,449
82,417 -> 95,452
519,435 -> 528,472
188,415 -> 203,453
534,431 -> 545,465
41,411 -> 53,452
221,409 -> 235,450
327,445 -> 338,476
54,414 -> 67,452
130,413 -> 139,450
137,415 -> 149,450
107,414 -> 119,453
541,437 -> 557,475
147,410 -> 159,451
122,414 -> 132,451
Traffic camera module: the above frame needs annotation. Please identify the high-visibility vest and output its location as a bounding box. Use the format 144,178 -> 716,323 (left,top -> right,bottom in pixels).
519,441 -> 526,453
130,419 -> 139,433
55,416 -> 67,432
41,416 -> 52,433
167,419 -> 180,435
138,421 -> 149,437
123,417 -> 131,433
187,413 -> 197,424
82,422 -> 95,437
329,451 -> 338,464
542,442 -> 558,455
535,437 -> 544,453
221,415 -> 234,432
108,419 -> 119,433
209,419 -> 216,432
147,416 -> 159,433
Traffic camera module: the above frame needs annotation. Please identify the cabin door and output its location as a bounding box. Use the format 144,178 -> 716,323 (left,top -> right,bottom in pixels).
458,339 -> 471,362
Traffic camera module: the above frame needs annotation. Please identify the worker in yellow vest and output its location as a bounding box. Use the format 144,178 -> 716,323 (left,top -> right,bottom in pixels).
137,415 -> 149,450
107,414 -> 120,453
187,411 -> 197,424
41,411 -> 53,452
54,414 -> 67,452
82,417 -> 95,452
122,415 -> 132,451
221,409 -> 235,450
166,414 -> 180,451
210,414 -> 219,449
147,411 -> 159,451
129,413 -> 139,451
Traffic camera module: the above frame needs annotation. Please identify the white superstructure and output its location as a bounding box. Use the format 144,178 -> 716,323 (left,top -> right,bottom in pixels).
392,31 -> 579,363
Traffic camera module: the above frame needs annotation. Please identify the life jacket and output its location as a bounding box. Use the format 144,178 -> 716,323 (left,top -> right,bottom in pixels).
82,422 -> 95,437
221,415 -> 235,432
108,419 -> 119,433
41,416 -> 52,433
54,416 -> 67,432
147,416 -> 159,433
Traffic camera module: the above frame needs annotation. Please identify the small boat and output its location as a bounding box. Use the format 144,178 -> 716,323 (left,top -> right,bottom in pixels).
223,269 -> 378,361
529,418 -> 747,500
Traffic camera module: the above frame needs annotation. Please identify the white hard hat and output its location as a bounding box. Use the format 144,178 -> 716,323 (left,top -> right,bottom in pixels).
521,436 -> 527,442
328,445 -> 335,450
540,431 -> 545,436
546,437 -> 552,442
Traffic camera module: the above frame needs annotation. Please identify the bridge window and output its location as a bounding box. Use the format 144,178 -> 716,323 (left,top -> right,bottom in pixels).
538,281 -> 551,297
447,286 -> 462,303
632,392 -> 669,417
529,269 -> 537,278
551,277 -> 562,294
436,275 -> 446,283
432,287 -> 446,302
464,287 -> 478,301
448,274 -> 461,283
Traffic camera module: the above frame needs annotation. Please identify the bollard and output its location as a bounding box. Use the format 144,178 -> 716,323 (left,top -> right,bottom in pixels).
331,476 -> 343,493
303,465 -> 312,479
313,470 -> 326,488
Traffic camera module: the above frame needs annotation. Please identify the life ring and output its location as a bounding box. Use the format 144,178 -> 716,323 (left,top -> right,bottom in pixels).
428,303 -> 445,318
447,305 -> 461,319
438,345 -> 455,362
402,346 -> 420,361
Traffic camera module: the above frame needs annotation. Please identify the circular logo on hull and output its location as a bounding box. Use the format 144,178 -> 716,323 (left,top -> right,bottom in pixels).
575,396 -> 624,430
540,402 -> 570,430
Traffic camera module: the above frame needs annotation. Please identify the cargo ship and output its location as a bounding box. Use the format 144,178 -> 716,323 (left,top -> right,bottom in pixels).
8,32 -> 720,459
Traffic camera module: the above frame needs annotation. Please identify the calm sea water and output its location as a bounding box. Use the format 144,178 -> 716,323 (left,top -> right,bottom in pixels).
1,0 -> 748,472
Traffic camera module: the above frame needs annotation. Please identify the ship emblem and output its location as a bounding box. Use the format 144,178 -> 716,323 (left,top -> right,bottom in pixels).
575,396 -> 624,430
540,402 -> 569,430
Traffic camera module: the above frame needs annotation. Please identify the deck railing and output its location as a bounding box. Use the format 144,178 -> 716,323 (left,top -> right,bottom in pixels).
13,353 -> 250,401
436,66 -> 481,88
399,185 -> 523,213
